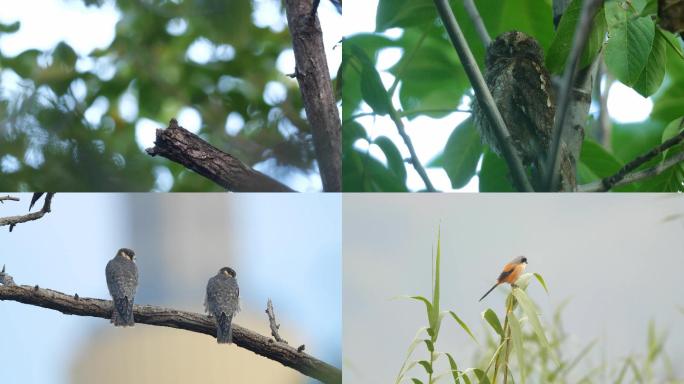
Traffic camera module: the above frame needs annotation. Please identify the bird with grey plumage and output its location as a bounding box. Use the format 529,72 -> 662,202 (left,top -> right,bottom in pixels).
105,248 -> 138,327
473,31 -> 555,186
205,267 -> 240,344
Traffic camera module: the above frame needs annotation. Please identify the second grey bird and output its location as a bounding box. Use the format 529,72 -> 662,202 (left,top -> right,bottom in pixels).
105,248 -> 138,327
205,267 -> 240,344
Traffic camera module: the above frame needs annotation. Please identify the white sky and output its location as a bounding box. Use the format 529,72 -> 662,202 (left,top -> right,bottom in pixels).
345,0 -> 655,192
0,0 -> 343,192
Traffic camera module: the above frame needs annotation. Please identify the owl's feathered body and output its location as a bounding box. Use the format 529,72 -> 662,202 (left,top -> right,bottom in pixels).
474,31 -> 555,178
205,267 -> 240,344
105,248 -> 138,327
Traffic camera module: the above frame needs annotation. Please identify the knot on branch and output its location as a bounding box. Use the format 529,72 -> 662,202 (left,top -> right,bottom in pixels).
0,265 -> 16,286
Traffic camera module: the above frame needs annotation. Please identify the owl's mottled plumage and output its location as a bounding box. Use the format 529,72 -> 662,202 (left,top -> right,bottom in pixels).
105,248 -> 138,327
205,267 -> 240,344
474,31 -> 555,176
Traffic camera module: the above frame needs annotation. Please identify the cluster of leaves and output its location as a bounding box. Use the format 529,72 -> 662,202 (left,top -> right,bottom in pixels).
342,0 -> 684,191
0,0 -> 315,191
397,229 -> 684,383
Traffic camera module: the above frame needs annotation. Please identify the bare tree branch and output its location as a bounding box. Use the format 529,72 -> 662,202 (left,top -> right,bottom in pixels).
545,0 -> 603,191
580,126 -> 684,192
284,0 -> 342,192
0,193 -> 54,232
266,298 -> 288,344
432,0 -> 534,191
0,195 -> 20,203
146,119 -> 295,192
463,0 -> 491,46
0,276 -> 341,384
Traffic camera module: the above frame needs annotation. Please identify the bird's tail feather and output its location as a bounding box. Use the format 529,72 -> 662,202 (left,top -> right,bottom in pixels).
479,284 -> 499,302
112,297 -> 135,327
217,312 -> 233,344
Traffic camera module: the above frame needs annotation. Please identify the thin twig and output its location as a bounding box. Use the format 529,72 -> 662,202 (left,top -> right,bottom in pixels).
580,150 -> 684,192
545,0 -> 603,191
432,0 -> 534,191
0,276 -> 341,384
387,106 -> 437,192
0,195 -> 20,203
266,298 -> 288,343
0,193 -> 54,232
463,0 -> 491,46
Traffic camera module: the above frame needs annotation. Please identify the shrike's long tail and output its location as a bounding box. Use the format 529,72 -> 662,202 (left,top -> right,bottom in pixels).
479,283 -> 499,302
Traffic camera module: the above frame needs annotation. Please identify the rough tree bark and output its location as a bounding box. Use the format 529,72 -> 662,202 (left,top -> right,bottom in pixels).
0,281 -> 341,384
146,120 -> 294,192
284,0 -> 342,192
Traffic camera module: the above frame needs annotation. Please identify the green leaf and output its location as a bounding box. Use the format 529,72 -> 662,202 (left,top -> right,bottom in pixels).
411,379 -> 425,384
0,21 -> 20,34
445,353 -> 461,384
472,369 -> 491,384
449,311 -> 478,344
409,295 -> 434,322
418,360 -> 433,374
482,309 -> 504,336
546,0 -> 607,74
376,0 -> 435,31
611,120 -> 664,163
512,288 -> 558,364
604,1 -> 655,85
508,311 -> 526,384
360,62 -> 392,116
578,139 -> 625,182
533,272 -> 549,294
633,27 -> 667,96
431,229 -> 442,335
374,136 -> 407,183
434,117 -> 483,189
391,27 -> 469,116
640,0 -> 657,16
479,150 -> 516,192
343,148 -> 409,192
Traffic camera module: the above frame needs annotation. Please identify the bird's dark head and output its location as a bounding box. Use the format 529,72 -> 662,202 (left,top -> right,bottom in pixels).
118,248 -> 136,260
513,256 -> 528,265
219,267 -> 236,278
486,31 -> 543,67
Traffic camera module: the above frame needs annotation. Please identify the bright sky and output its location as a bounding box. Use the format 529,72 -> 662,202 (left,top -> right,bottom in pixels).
345,0 -> 655,192
0,0 -> 343,192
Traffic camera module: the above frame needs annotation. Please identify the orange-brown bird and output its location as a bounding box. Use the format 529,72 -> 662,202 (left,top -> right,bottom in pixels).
479,256 -> 528,302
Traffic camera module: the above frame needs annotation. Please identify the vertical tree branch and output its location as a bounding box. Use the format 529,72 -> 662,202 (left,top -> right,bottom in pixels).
464,0 -> 491,47
432,0 -> 534,191
284,0 -> 342,192
545,0 -> 603,191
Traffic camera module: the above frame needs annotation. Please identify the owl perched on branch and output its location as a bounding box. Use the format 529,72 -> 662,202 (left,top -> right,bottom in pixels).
473,31 -> 555,182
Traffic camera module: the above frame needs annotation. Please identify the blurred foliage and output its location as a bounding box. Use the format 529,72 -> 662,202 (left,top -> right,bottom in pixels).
342,0 -> 684,192
0,0 -> 326,191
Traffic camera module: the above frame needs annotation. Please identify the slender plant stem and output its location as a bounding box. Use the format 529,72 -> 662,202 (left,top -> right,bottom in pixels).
388,105 -> 437,192
432,0 -> 534,191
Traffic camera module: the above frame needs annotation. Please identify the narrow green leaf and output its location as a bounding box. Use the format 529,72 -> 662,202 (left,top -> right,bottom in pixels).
374,136 -> 407,182
533,272 -> 549,294
432,229 -> 441,335
472,368 -> 491,384
445,353 -> 461,384
424,339 -> 434,353
512,288 -> 557,365
478,150 -> 516,192
418,360 -> 433,374
449,311 -> 478,344
0,21 -> 20,34
508,311 -> 526,384
411,379 -> 424,384
482,309 -> 504,336
604,1 -> 655,85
